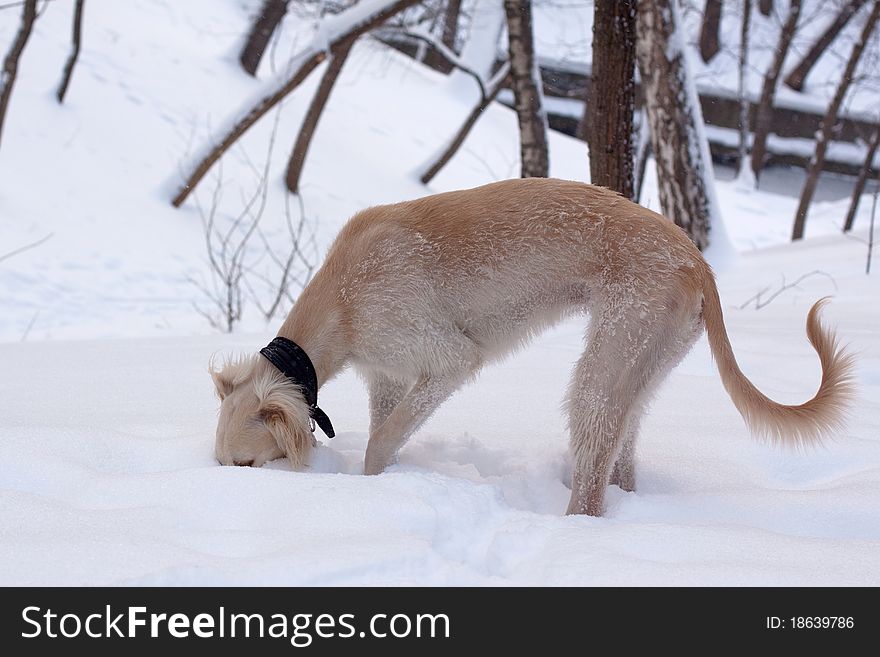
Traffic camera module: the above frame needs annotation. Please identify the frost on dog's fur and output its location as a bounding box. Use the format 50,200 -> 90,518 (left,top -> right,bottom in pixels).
210,178 -> 855,516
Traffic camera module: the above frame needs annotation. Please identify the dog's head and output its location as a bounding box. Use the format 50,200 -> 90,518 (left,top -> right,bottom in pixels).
211,356 -> 315,468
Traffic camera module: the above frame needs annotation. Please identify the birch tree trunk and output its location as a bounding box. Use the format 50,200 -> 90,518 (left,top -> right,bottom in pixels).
586,0 -> 637,198
793,0 -> 880,240
750,0 -> 801,182
503,0 -> 549,178
635,0 -> 720,250
0,0 -> 38,150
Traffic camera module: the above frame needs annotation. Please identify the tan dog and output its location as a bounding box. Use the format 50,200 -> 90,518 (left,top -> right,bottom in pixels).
211,178 -> 854,516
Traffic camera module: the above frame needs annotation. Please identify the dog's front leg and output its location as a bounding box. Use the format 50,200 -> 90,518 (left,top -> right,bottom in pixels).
363,374 -> 461,475
368,373 -> 411,436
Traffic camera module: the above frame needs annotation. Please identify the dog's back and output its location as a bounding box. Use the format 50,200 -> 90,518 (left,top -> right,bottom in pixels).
325,179 -> 706,367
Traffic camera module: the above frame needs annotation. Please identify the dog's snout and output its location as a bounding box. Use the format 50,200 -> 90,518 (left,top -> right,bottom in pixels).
233,459 -> 255,467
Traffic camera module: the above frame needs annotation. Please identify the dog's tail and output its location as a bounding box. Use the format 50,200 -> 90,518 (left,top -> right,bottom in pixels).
700,269 -> 855,447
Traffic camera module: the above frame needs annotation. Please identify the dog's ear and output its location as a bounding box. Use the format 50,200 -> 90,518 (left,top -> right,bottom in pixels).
260,400 -> 312,469
210,368 -> 235,400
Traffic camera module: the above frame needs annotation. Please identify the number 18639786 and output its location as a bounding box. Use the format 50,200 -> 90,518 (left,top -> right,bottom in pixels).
766,617 -> 854,630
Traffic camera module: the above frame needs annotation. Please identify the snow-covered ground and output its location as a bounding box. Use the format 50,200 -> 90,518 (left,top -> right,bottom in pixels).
1,1 -> 879,586
2,231 -> 878,586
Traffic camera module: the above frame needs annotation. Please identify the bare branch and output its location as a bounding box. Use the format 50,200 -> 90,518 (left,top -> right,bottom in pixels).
793,0 -> 880,240
170,0 -> 420,208
0,0 -> 37,150
844,126 -> 880,232
285,37 -> 355,193
738,271 -> 838,310
240,0 -> 292,77
419,62 -> 510,184
56,0 -> 85,103
376,26 -> 488,99
191,107 -> 314,331
0,232 -> 53,264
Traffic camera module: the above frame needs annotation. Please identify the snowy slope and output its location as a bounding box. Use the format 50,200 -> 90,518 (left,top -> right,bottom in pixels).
1,1 -> 879,586
1,231 -> 878,586
0,0 -> 587,342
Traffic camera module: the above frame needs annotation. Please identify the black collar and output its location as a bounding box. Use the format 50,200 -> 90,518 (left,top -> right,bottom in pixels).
259,337 -> 335,438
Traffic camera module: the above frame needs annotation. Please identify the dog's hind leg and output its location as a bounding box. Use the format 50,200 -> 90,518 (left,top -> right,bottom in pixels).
363,373 -> 467,475
610,417 -> 639,492
368,373 -> 411,436
565,332 -> 632,516
566,299 -> 702,516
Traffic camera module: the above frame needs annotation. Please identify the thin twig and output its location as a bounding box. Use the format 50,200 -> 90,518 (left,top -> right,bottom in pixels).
375,26 -> 488,100
739,270 -> 838,310
0,232 -> 53,264
20,310 -> 39,342
191,105 -> 313,331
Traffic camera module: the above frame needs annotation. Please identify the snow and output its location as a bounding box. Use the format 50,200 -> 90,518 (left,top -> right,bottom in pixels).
2,229 -> 879,585
1,0 -> 879,586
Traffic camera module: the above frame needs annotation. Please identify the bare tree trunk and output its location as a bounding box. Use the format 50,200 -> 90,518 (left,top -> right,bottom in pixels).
843,127 -> 880,232
172,0 -> 420,208
441,0 -> 463,50
586,0 -> 637,198
504,0 -> 549,178
759,0 -> 773,16
793,0 -> 880,241
56,0 -> 85,104
699,0 -> 724,62
750,0 -> 801,183
784,0 -> 867,91
240,0 -> 291,77
736,0 -> 752,180
636,0 -> 720,250
421,65 -> 510,184
0,0 -> 38,150
285,39 -> 354,193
